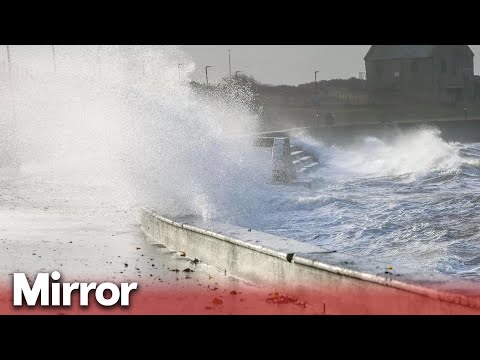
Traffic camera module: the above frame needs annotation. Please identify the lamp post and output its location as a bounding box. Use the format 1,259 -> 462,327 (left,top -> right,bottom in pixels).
205,65 -> 212,85
314,70 -> 319,97
97,45 -> 102,75
228,49 -> 232,79
178,63 -> 183,82
6,45 -> 16,121
6,45 -> 12,81
51,45 -> 57,73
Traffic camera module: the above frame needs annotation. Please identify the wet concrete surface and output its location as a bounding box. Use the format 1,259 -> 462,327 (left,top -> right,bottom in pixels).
0,169 -> 316,314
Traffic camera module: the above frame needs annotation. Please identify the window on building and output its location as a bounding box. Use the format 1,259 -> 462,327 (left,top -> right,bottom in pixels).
394,71 -> 400,78
411,61 -> 418,73
441,59 -> 447,74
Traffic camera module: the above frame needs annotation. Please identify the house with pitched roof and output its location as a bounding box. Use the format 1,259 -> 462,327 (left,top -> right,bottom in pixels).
364,45 -> 475,104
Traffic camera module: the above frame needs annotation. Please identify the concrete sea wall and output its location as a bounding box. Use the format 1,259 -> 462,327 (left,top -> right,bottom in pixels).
140,208 -> 480,314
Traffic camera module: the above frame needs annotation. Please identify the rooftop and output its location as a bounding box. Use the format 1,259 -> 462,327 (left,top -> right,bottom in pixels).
364,45 -> 436,61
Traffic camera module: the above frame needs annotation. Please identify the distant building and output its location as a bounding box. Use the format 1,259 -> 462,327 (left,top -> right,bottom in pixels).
364,45 -> 475,104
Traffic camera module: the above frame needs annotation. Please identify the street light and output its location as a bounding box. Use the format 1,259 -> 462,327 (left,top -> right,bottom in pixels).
314,70 -> 319,97
178,63 -> 183,82
52,45 -> 57,73
97,45 -> 102,75
228,49 -> 232,79
6,45 -> 16,121
205,65 -> 213,85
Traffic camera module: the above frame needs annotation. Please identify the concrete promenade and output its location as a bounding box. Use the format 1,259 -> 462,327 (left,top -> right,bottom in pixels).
0,170 -> 315,314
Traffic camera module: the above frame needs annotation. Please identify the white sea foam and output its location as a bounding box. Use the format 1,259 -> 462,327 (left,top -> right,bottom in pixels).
293,128 -> 468,180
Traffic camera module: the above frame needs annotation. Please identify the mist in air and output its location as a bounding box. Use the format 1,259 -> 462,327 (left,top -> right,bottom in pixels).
0,45 -> 270,222
2,45 -> 480,280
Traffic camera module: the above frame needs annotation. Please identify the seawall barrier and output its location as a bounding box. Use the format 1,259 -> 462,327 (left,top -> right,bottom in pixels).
140,208 -> 480,314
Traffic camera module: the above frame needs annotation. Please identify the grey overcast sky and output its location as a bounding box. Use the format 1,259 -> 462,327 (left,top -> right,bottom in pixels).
2,45 -> 478,86
182,45 -> 480,86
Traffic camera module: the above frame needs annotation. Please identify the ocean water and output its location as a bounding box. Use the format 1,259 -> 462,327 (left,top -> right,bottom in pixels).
243,128 -> 480,280
1,46 -> 479,281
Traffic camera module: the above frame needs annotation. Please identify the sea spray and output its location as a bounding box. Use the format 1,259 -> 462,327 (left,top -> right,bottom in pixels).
3,45 -> 480,279
255,129 -> 480,279
292,128 -> 467,180
0,45 -> 270,221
